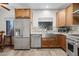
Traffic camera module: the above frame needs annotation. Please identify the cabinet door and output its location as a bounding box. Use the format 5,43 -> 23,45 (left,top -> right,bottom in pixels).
15,9 -> 23,18
15,9 -> 31,19
42,37 -> 56,48
73,3 -> 79,11
57,35 -> 66,51
48,37 -> 56,47
56,12 -> 59,27
41,38 -> 48,48
24,9 -> 30,17
60,35 -> 66,51
55,35 -> 60,47
66,4 -> 73,26
56,9 -> 66,27
60,9 -> 66,26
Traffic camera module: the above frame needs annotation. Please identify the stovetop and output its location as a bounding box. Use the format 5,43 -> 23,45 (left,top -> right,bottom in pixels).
67,34 -> 79,42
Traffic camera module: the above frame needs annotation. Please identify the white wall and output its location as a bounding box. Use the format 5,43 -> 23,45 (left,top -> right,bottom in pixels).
0,7 -> 14,35
0,8 -> 57,34
32,9 -> 57,28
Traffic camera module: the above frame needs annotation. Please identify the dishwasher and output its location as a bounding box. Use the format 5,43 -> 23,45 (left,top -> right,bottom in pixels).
31,34 -> 42,48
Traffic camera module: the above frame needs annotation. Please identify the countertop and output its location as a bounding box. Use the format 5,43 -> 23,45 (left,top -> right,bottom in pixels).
31,31 -> 68,38
31,31 -> 67,35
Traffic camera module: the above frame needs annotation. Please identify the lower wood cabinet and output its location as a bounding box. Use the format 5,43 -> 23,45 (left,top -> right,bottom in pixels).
57,35 -> 66,51
41,34 -> 66,51
42,37 -> 56,48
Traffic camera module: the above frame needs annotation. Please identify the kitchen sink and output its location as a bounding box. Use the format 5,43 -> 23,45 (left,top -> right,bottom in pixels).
42,33 -> 56,38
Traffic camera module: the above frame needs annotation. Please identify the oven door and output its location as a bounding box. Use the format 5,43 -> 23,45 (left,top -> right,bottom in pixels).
77,47 -> 79,56
67,39 -> 75,56
75,42 -> 79,56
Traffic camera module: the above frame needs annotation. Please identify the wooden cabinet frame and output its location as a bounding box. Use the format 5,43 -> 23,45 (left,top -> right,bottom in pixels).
15,8 -> 32,19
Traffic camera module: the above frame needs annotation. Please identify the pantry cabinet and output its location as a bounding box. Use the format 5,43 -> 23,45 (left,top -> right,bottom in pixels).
15,8 -> 32,19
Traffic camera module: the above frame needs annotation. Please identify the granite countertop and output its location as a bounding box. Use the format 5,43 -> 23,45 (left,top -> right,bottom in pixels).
31,31 -> 68,36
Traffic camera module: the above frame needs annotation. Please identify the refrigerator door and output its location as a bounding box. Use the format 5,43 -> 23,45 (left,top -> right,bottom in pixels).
14,37 -> 30,49
14,20 -> 23,37
22,20 -> 30,37
21,37 -> 30,49
14,37 -> 22,49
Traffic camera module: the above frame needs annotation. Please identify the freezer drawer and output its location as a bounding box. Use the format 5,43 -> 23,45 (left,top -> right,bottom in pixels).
31,34 -> 41,48
14,37 -> 30,49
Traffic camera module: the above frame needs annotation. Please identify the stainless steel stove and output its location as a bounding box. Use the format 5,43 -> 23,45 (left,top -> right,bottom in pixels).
66,34 -> 79,56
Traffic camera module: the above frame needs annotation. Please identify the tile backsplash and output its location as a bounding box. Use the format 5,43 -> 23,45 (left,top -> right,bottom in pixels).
68,25 -> 79,33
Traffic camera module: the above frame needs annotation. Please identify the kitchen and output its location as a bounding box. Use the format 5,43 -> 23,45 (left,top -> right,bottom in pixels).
0,3 -> 79,56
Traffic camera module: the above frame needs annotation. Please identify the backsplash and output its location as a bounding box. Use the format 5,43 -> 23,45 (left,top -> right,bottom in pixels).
31,25 -> 58,33
69,25 -> 79,32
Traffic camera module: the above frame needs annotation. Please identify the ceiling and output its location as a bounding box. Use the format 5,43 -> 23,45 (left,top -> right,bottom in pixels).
9,3 -> 71,10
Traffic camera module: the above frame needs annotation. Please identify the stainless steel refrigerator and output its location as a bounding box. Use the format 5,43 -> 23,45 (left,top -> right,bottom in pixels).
13,19 -> 30,49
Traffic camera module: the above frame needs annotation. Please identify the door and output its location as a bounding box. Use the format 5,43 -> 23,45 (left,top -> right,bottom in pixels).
14,37 -> 22,49
22,20 -> 30,37
67,39 -> 75,56
21,37 -> 30,49
14,37 -> 30,49
14,20 -> 23,37
6,20 -> 13,36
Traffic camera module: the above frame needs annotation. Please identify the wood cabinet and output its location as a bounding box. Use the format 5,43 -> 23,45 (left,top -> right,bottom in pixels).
42,37 -> 56,48
56,9 -> 66,27
15,8 -> 32,19
73,3 -> 79,11
41,34 -> 66,51
66,3 -> 79,26
56,34 -> 66,51
66,4 -> 73,26
56,3 -> 79,27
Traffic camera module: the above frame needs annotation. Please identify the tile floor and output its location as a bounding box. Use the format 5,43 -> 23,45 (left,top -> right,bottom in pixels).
0,47 -> 67,56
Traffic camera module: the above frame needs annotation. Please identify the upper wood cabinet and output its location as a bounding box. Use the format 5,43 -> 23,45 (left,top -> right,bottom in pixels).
66,4 -> 73,26
15,8 -> 32,19
66,3 -> 79,26
73,3 -> 79,11
56,3 -> 79,27
56,9 -> 66,27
